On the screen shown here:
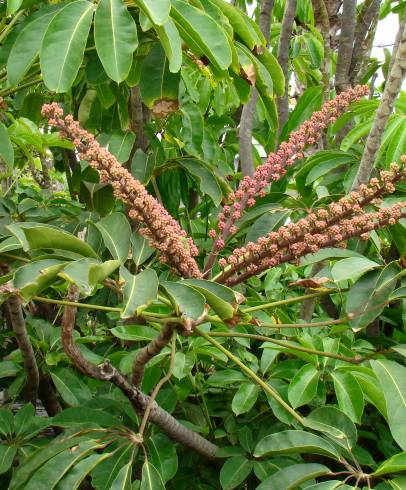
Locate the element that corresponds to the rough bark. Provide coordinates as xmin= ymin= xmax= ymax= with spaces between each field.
xmin=335 ymin=0 xmax=356 ymax=92
xmin=238 ymin=0 xmax=273 ymax=176
xmin=277 ymin=0 xmax=297 ymax=132
xmin=132 ymin=322 xmax=175 ymax=387
xmin=352 ymin=20 xmax=406 ymax=189
xmin=6 ymin=295 xmax=39 ymax=405
xmin=388 ymin=12 xmax=406 ymax=75
xmin=349 ymin=0 xmax=381 ymax=84
xmin=61 ymin=286 xmax=218 ymax=459
xmin=129 ymin=86 xmax=149 ymax=155
xmin=38 ymin=375 xmax=62 ymax=416
xmin=313 ymin=0 xmax=331 ymax=101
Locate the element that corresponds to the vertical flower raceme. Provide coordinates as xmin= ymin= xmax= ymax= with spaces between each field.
xmin=215 ymin=162 xmax=406 ymax=286
xmin=205 ymin=85 xmax=370 ymax=271
xmin=42 ymin=104 xmax=201 ymax=279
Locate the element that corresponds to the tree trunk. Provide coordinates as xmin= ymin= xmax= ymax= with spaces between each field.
xmin=335 ymin=0 xmax=356 ymax=92
xmin=352 ymin=18 xmax=406 ymax=189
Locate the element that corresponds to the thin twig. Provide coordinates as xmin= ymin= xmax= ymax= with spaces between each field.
xmin=138 ymin=332 xmax=177 ymax=437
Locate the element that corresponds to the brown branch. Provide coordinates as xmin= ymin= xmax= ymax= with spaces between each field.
xmin=352 ymin=20 xmax=406 ymax=189
xmin=5 ymin=294 xmax=39 ymax=405
xmin=60 ymin=285 xmax=218 ymax=459
xmin=313 ymin=0 xmax=331 ymax=101
xmin=132 ymin=322 xmax=176 ymax=387
xmin=335 ymin=0 xmax=356 ymax=92
xmin=277 ymin=0 xmax=297 ymax=132
xmin=349 ymin=0 xmax=381 ymax=85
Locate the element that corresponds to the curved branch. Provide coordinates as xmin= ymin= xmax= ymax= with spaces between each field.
xmin=6 ymin=294 xmax=39 ymax=404
xmin=132 ymin=322 xmax=176 ymax=387
xmin=277 ymin=0 xmax=297 ymax=132
xmin=60 ymin=286 xmax=218 ymax=459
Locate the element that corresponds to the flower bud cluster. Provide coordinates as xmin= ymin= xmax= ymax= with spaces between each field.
xmin=217 ymin=163 xmax=405 ymax=286
xmin=210 ymin=85 xmax=369 ymax=251
xmin=42 ymin=103 xmax=201 ymax=278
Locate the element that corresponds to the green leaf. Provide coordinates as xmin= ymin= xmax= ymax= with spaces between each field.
xmin=135 ymin=0 xmax=170 ymax=25
xmin=389 ymin=476 xmax=406 ymax=489
xmin=177 ymin=158 xmax=222 ymax=206
xmin=154 ymin=19 xmax=183 ymax=72
xmin=161 ymin=281 xmax=206 ymax=320
xmin=50 ymin=367 xmax=92 ymax=406
xmin=41 ymin=0 xmax=94 ymax=92
xmin=232 ymin=383 xmax=260 ymax=416
xmin=206 ymin=369 xmax=246 ymax=387
xmin=9 ymin=435 xmax=92 ymax=489
xmin=180 ymin=103 xmax=204 ymax=156
xmin=9 ymin=223 xmax=98 ymax=258
xmin=57 ymin=453 xmax=113 ymax=490
xmin=131 ymin=149 xmax=155 ymax=184
xmin=254 ymin=430 xmax=340 ymax=460
xmin=331 ymin=257 xmax=381 ymax=282
xmin=371 ymin=360 xmax=406 ymax=450
xmin=304 ymin=482 xmax=353 ymax=490
xmin=140 ymin=43 xmax=180 ymax=109
xmin=304 ymin=406 xmax=357 ymax=449
xmin=111 ymin=325 xmax=158 ymax=341
xmin=303 ymin=152 xmax=356 ymax=186
xmin=23 ymin=440 xmax=105 ymax=490
xmin=330 ymin=371 xmax=364 ymax=423
xmin=91 ymin=444 xmax=134 ymax=490
xmin=245 ymin=210 xmax=289 ymax=244
xmin=14 ymin=259 xmax=66 ymax=300
xmin=0 ymin=445 xmax=16 ymax=475
xmin=373 ymin=451 xmax=406 ymax=476
xmin=119 ymin=267 xmax=158 ymax=318
xmin=59 ymin=258 xmax=120 ymax=294
xmin=352 ymin=372 xmax=388 ymax=420
xmin=280 ymin=86 xmax=323 ymax=140
xmin=7 ymin=7 xmax=60 ymax=86
xmin=7 ymin=0 xmax=23 ymax=15
xmin=110 ymin=461 xmax=132 ymax=490
xmin=94 ymin=0 xmax=138 ymax=83
xmin=53 ymin=407 xmax=120 ymax=428
xmin=170 ymin=0 xmax=232 ymax=72
xmin=131 ymin=232 xmax=155 ymax=268
xmin=256 ymin=49 xmax=285 ymax=97
xmin=346 ymin=262 xmax=400 ymax=329
xmin=288 ymin=364 xmax=320 ymax=408
xmin=0 ymin=123 xmax=14 ymax=169
xmin=95 ymin=213 xmax=131 ymax=263
xmin=0 ymin=409 xmax=14 ymax=437
xmin=209 ymin=0 xmax=262 ymax=50
xmin=140 ymin=460 xmax=165 ymax=490
xmin=0 ymin=360 xmax=20 ymax=379
xmin=256 ymin=463 xmax=331 ymax=490
xmin=220 ymin=456 xmax=253 ymax=490
xmin=147 ymin=434 xmax=178 ymax=483
xmin=99 ymin=131 xmax=135 ymax=163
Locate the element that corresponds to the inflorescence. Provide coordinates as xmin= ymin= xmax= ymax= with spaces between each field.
xmin=42 ymin=103 xmax=201 ymax=279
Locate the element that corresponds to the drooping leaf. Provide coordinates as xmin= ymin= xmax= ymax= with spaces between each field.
xmin=170 ymin=0 xmax=232 ymax=72
xmin=111 ymin=324 xmax=158 ymax=341
xmin=346 ymin=262 xmax=400 ymax=329
xmin=140 ymin=460 xmax=165 ymax=490
xmin=131 ymin=232 xmax=155 ymax=268
xmin=95 ymin=213 xmax=131 ymax=263
xmin=288 ymin=364 xmax=320 ymax=408
xmin=119 ymin=267 xmax=158 ymax=318
xmin=94 ymin=0 xmax=138 ymax=82
xmin=177 ymin=158 xmax=222 ymax=206
xmin=40 ymin=0 xmax=94 ymax=92
xmin=219 ymin=456 xmax=253 ymax=490
xmin=147 ymin=434 xmax=178 ymax=483
xmin=110 ymin=461 xmax=132 ymax=490
xmin=154 ymin=19 xmax=182 ymax=72
xmin=371 ymin=360 xmax=406 ymax=450
xmin=231 ymin=383 xmax=260 ymax=416
xmin=135 ymin=0 xmax=170 ymax=25
xmin=330 ymin=371 xmax=364 ymax=423
xmin=59 ymin=258 xmax=120 ymax=294
xmin=254 ymin=430 xmax=340 ymax=460
xmin=91 ymin=444 xmax=134 ymax=490
xmin=50 ymin=367 xmax=92 ymax=407
xmin=256 ymin=463 xmax=331 ymax=490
